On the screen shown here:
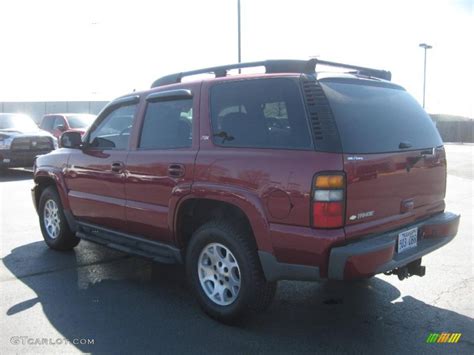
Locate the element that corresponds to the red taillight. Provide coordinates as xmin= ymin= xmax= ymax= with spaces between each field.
xmin=312 ymin=174 xmax=345 ymax=229
xmin=313 ymin=202 xmax=344 ymax=228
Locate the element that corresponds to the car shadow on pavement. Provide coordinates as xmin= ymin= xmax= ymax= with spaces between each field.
xmin=2 ymin=241 xmax=473 ymax=354
xmin=0 ymin=168 xmax=33 ymax=182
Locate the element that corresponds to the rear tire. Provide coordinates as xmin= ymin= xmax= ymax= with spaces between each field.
xmin=39 ymin=186 xmax=80 ymax=250
xmin=186 ymin=220 xmax=276 ymax=323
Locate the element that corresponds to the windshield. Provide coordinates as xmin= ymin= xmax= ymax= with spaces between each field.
xmin=66 ymin=114 xmax=96 ymax=129
xmin=320 ymin=81 xmax=443 ymax=154
xmin=0 ymin=114 xmax=38 ymax=131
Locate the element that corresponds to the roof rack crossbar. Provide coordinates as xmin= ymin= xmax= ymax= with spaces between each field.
xmin=151 ymin=59 xmax=391 ymax=88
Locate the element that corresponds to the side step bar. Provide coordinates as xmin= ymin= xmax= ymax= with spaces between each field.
xmin=76 ymin=222 xmax=182 ymax=264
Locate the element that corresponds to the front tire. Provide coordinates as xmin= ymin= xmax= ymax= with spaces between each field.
xmin=39 ymin=186 xmax=80 ymax=250
xmin=186 ymin=220 xmax=276 ymax=322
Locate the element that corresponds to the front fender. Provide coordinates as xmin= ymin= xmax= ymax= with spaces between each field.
xmin=34 ymin=166 xmax=70 ymax=210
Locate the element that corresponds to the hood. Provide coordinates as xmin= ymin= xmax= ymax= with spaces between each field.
xmin=0 ymin=128 xmax=55 ymax=139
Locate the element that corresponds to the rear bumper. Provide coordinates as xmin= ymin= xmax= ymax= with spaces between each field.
xmin=328 ymin=212 xmax=460 ymax=280
xmin=258 ymin=211 xmax=459 ymax=282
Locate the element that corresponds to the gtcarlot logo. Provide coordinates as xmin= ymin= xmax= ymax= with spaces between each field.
xmin=10 ymin=336 xmax=95 ymax=346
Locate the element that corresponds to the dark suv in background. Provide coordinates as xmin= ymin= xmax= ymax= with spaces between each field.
xmin=31 ymin=59 xmax=460 ymax=322
xmin=0 ymin=113 xmax=56 ymax=171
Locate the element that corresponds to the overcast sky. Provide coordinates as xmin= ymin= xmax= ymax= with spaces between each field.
xmin=0 ymin=0 xmax=472 ymax=117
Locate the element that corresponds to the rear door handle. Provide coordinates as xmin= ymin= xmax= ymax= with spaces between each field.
xmin=168 ymin=164 xmax=185 ymax=178
xmin=111 ymin=161 xmax=125 ymax=173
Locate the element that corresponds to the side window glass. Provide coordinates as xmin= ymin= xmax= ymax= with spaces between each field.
xmin=88 ymin=104 xmax=136 ymax=150
xmin=139 ymin=99 xmax=193 ymax=149
xmin=53 ymin=116 xmax=66 ymax=129
xmin=263 ymin=101 xmax=291 ymax=134
xmin=41 ymin=117 xmax=54 ymax=130
xmin=210 ymin=78 xmax=312 ymax=150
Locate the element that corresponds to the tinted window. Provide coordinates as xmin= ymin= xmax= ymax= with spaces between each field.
xmin=40 ymin=116 xmax=55 ymax=130
xmin=321 ymin=81 xmax=443 ymax=153
xmin=88 ymin=104 xmax=136 ymax=150
xmin=53 ymin=116 xmax=66 ymax=129
xmin=139 ymin=99 xmax=193 ymax=149
xmin=210 ymin=78 xmax=312 ymax=150
xmin=67 ymin=114 xmax=95 ymax=129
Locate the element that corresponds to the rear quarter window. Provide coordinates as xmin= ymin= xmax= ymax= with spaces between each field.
xmin=210 ymin=78 xmax=313 ymax=150
xmin=320 ymin=81 xmax=443 ymax=153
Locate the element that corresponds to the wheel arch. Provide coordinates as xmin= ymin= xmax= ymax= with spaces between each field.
xmin=172 ymin=190 xmax=272 ymax=254
xmin=34 ymin=169 xmax=70 ymax=211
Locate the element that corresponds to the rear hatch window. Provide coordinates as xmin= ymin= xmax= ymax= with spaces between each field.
xmin=320 ymin=79 xmax=446 ymax=239
xmin=319 ymin=80 xmax=442 ymax=153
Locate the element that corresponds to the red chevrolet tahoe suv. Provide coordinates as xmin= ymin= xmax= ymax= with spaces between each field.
xmin=32 ymin=59 xmax=460 ymax=322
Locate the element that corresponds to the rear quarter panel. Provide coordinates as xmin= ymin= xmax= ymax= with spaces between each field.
xmin=195 ymin=79 xmax=344 ymax=257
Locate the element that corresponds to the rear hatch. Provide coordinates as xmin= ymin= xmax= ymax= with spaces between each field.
xmin=319 ymin=78 xmax=446 ymax=240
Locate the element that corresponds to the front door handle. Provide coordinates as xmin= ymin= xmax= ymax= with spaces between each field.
xmin=168 ymin=164 xmax=185 ymax=178
xmin=111 ymin=161 xmax=125 ymax=173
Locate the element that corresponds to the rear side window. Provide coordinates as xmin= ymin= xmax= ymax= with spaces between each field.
xmin=139 ymin=99 xmax=193 ymax=149
xmin=320 ymin=81 xmax=443 ymax=153
xmin=210 ymin=78 xmax=312 ymax=150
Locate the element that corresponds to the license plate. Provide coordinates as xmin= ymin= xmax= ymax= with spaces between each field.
xmin=398 ymin=227 xmax=418 ymax=253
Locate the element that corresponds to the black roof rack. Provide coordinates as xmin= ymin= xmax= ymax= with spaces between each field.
xmin=151 ymin=59 xmax=391 ymax=88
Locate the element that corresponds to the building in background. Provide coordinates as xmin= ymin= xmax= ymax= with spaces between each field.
xmin=0 ymin=101 xmax=108 ymax=124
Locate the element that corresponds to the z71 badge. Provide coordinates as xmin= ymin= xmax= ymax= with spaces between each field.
xmin=349 ymin=211 xmax=375 ymax=221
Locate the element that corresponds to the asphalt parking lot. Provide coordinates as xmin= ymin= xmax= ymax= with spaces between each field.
xmin=0 ymin=144 xmax=472 ymax=354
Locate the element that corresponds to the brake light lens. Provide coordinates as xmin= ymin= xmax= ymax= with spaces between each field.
xmin=312 ymin=174 xmax=345 ymax=228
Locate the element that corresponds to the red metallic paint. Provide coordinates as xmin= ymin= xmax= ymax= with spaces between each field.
xmin=41 ymin=115 xmax=85 ymax=139
xmin=269 ymin=223 xmax=345 ymax=278
xmin=124 ymin=83 xmax=200 ymax=244
xmin=343 ymin=148 xmax=446 ymax=240
xmin=65 ymin=149 xmax=130 ymax=230
xmin=31 ymin=72 xmax=458 ymax=282
xmin=33 ymin=149 xmax=71 ymax=210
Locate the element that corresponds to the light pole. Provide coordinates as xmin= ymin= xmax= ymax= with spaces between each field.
xmin=237 ymin=0 xmax=241 ymax=65
xmin=419 ymin=43 xmax=432 ymax=109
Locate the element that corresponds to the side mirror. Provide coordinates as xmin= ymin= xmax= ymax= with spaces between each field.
xmin=60 ymin=131 xmax=83 ymax=149
xmin=57 ymin=124 xmax=67 ymax=132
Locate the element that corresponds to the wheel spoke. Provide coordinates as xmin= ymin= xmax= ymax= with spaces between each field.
xmin=43 ymin=199 xmax=60 ymax=239
xmin=197 ymin=242 xmax=241 ymax=306
xmin=199 ymin=265 xmax=214 ymax=280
